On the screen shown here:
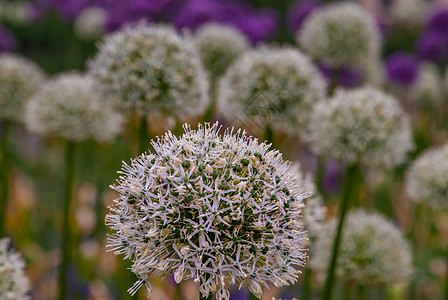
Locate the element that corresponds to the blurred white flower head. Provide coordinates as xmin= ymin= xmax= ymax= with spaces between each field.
xmin=0 ymin=1 xmax=32 ymax=24
xmin=25 ymin=73 xmax=123 ymax=142
xmin=298 ymin=2 xmax=381 ymax=67
xmin=406 ymin=144 xmax=448 ymax=210
xmin=194 ymin=23 xmax=249 ymax=82
xmin=105 ymin=122 xmax=309 ymax=299
xmin=0 ymin=238 xmax=30 ymax=300
xmin=411 ymin=63 xmax=444 ymax=106
xmin=0 ymin=53 xmax=45 ymax=122
xmin=311 ymin=210 xmax=413 ymax=286
xmin=88 ymin=22 xmax=209 ymax=119
xmin=74 ymin=6 xmax=107 ymax=41
xmin=218 ymin=46 xmax=325 ymax=138
xmin=389 ymin=0 xmax=429 ymax=29
xmin=308 ymin=87 xmax=413 ymax=167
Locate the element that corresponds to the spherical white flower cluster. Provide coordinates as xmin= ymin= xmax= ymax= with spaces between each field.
xmin=411 ymin=63 xmax=444 ymax=106
xmin=74 ymin=6 xmax=107 ymax=41
xmin=310 ymin=210 xmax=413 ymax=286
xmin=194 ymin=23 xmax=249 ymax=82
xmin=406 ymin=144 xmax=448 ymax=210
xmin=25 ymin=73 xmax=123 ymax=142
xmin=297 ymin=2 xmax=380 ymax=68
xmin=0 ymin=53 xmax=45 ymax=122
xmin=293 ymin=162 xmax=325 ymax=239
xmin=88 ymin=23 xmax=209 ymax=119
xmin=218 ymin=47 xmax=326 ymax=137
xmin=105 ymin=123 xmax=309 ymax=299
xmin=0 ymin=238 xmax=30 ymax=300
xmin=308 ymin=87 xmax=413 ymax=167
xmin=389 ymin=0 xmax=428 ymax=29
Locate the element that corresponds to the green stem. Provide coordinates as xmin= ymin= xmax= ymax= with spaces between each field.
xmin=200 ymin=294 xmax=213 ymax=300
xmin=202 ymin=80 xmax=217 ymax=122
xmin=329 ymin=69 xmax=341 ymax=96
xmin=302 ymin=267 xmax=312 ymax=300
xmin=58 ymin=141 xmax=76 ymax=300
xmin=357 ymin=285 xmax=366 ymax=300
xmin=322 ymin=164 xmax=358 ymax=300
xmin=315 ymin=156 xmax=326 ymax=197
xmin=350 ymin=166 xmax=364 ymax=208
xmin=0 ymin=120 xmax=10 ymax=236
xmin=263 ymin=124 xmax=274 ymax=146
xmin=343 ymin=285 xmax=350 ymax=300
xmin=138 ymin=116 xmax=149 ymax=155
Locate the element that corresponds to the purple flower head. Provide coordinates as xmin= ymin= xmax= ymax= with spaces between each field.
xmin=231 ymin=8 xmax=280 ymax=44
xmin=426 ymin=6 xmax=448 ymax=33
xmin=287 ymin=0 xmax=321 ymax=33
xmin=104 ymin=9 xmax=133 ymax=31
xmin=173 ymin=0 xmax=226 ymax=31
xmin=122 ymin=0 xmax=162 ymax=23
xmin=376 ymin=16 xmax=388 ymax=37
xmin=385 ymin=52 xmax=420 ymax=86
xmin=0 ymin=26 xmax=18 ymax=53
xmin=47 ymin=0 xmax=89 ymax=21
xmin=416 ymin=30 xmax=448 ymax=62
xmin=28 ymin=1 xmax=48 ymax=21
xmin=324 ymin=160 xmax=344 ymax=194
xmin=318 ymin=63 xmax=364 ymax=88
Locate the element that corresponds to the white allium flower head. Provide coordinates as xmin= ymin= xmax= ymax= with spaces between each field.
xmin=218 ymin=46 xmax=326 ymax=137
xmin=364 ymin=57 xmax=384 ymax=87
xmin=25 ymin=73 xmax=123 ymax=142
xmin=411 ymin=63 xmax=444 ymax=106
xmin=297 ymin=2 xmax=381 ymax=68
xmin=0 ymin=238 xmax=30 ymax=300
xmin=0 ymin=53 xmax=45 ymax=122
xmin=308 ymin=87 xmax=413 ymax=167
xmin=406 ymin=144 xmax=448 ymax=210
xmin=310 ymin=210 xmax=413 ymax=286
xmin=194 ymin=23 xmax=249 ymax=81
xmin=389 ymin=0 xmax=429 ymax=29
xmin=292 ymin=162 xmax=325 ymax=239
xmin=74 ymin=6 xmax=107 ymax=40
xmin=105 ymin=122 xmax=309 ymax=299
xmin=88 ymin=22 xmax=209 ymax=118
xmin=0 ymin=1 xmax=32 ymax=24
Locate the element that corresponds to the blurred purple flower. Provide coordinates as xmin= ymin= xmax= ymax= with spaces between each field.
xmin=324 ymin=160 xmax=344 ymax=194
xmin=385 ymin=52 xmax=420 ymax=86
xmin=29 ymin=0 xmax=279 ymax=42
xmin=426 ymin=6 xmax=448 ymax=33
xmin=231 ymin=8 xmax=279 ymax=44
xmin=0 ymin=26 xmax=18 ymax=53
xmin=416 ymin=30 xmax=448 ymax=62
xmin=105 ymin=9 xmax=134 ymax=31
xmin=172 ymin=0 xmax=227 ymax=31
xmin=318 ymin=63 xmax=364 ymax=88
xmin=103 ymin=0 xmax=173 ymax=31
xmin=287 ymin=0 xmax=321 ymax=33
xmin=232 ymin=289 xmax=249 ymax=300
xmin=376 ymin=16 xmax=388 ymax=37
xmin=30 ymin=0 xmax=90 ymax=21
xmin=172 ymin=0 xmax=278 ymax=43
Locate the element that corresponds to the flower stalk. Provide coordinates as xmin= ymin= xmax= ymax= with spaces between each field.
xmin=322 ymin=164 xmax=357 ymax=300
xmin=138 ymin=116 xmax=149 ymax=155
